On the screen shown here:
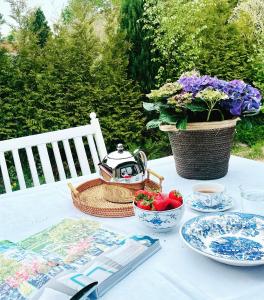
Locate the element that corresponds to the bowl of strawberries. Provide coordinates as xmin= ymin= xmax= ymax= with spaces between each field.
xmin=133 ymin=190 xmax=184 ymax=232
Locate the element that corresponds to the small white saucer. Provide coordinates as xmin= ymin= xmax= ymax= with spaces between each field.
xmin=187 ymin=194 xmax=233 ymax=212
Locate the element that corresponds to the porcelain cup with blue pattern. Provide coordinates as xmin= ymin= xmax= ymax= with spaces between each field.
xmin=192 ymin=183 xmax=226 ymax=207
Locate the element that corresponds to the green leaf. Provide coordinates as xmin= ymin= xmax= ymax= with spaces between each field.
xmin=241 ymin=118 xmax=253 ymax=130
xmin=176 ymin=117 xmax=188 ymax=130
xmin=146 ymin=119 xmax=162 ymax=129
xmin=242 ymin=108 xmax=261 ymax=116
xmin=143 ymin=102 xmax=161 ymax=111
xmin=159 ymin=112 xmax=177 ymax=124
xmin=159 ymin=103 xmax=171 ymax=109
xmin=185 ymin=103 xmax=207 ymax=112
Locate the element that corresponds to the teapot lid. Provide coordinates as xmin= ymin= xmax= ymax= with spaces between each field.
xmin=103 ymin=144 xmax=136 ymax=169
xmin=107 ymin=144 xmax=134 ymax=160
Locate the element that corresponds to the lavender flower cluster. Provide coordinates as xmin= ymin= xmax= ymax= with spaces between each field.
xmin=178 ymin=75 xmax=262 ymax=116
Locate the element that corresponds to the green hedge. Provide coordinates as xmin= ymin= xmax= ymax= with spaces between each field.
xmin=0 ymin=0 xmax=264 ymax=164
xmin=0 ymin=4 xmax=144 ymax=152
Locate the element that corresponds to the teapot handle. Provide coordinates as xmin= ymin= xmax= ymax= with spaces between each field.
xmin=138 ymin=150 xmax=147 ymax=169
xmin=134 ymin=149 xmax=147 ymax=174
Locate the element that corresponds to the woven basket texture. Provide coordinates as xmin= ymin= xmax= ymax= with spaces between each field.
xmin=71 ymin=178 xmax=160 ymax=218
xmin=168 ymin=126 xmax=235 ymax=180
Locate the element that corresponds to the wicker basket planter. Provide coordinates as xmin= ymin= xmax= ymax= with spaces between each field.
xmin=160 ymin=118 xmax=239 ymax=180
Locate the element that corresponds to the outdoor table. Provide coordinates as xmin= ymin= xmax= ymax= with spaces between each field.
xmin=1 ymin=155 xmax=264 ymax=300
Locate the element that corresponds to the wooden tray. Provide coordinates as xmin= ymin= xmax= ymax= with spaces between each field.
xmin=68 ymin=169 xmax=164 ymax=218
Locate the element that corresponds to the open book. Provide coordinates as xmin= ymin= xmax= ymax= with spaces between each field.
xmin=0 ymin=219 xmax=160 ymax=299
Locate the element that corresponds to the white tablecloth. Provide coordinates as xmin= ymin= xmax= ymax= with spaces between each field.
xmin=1 ymin=156 xmax=264 ymax=300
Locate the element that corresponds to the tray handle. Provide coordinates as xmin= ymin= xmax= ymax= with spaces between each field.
xmin=147 ymin=169 xmax=164 ymax=192
xmin=68 ymin=182 xmax=79 ymax=197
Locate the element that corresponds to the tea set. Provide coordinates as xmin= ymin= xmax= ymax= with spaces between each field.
xmin=187 ymin=183 xmax=233 ymax=212
xmin=97 ymin=144 xmax=264 ymax=267
xmin=98 ymin=144 xmax=234 ymax=215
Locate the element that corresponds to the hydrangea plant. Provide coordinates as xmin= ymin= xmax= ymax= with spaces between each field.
xmin=146 ymin=82 xmax=182 ymax=100
xmin=144 ymin=72 xmax=262 ymax=129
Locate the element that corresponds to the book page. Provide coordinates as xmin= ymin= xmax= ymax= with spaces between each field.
xmin=19 ymin=219 xmax=126 ymax=268
xmin=77 ymin=235 xmax=159 ymax=284
xmin=2 ymin=219 xmax=159 ymax=299
xmin=0 ymin=240 xmax=70 ymax=300
xmin=32 ymin=272 xmax=98 ymax=300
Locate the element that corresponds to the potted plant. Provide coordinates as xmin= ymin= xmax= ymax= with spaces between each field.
xmin=144 ymin=71 xmax=262 ymax=179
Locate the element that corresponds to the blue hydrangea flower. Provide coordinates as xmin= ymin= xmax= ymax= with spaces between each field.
xmin=178 ymin=75 xmax=262 ymax=116
xmin=220 ymin=80 xmax=262 ymax=116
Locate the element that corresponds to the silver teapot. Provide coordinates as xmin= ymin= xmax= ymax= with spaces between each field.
xmin=99 ymin=144 xmax=147 ymax=183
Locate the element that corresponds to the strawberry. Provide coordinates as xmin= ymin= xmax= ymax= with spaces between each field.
xmin=153 ymin=193 xmax=170 ymax=211
xmin=169 ymin=190 xmax=183 ymax=203
xmin=135 ymin=190 xmax=151 ymax=203
xmin=137 ymin=200 xmax=151 ymax=210
xmin=135 ymin=190 xmax=150 ymax=197
xmin=167 ymin=198 xmax=182 ymax=210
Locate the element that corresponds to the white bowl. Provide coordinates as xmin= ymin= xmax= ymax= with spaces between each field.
xmin=133 ymin=202 xmax=184 ymax=232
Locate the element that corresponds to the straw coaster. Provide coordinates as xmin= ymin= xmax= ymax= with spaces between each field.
xmin=68 ymin=176 xmax=161 ymax=218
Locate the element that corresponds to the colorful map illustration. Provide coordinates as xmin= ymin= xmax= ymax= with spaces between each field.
xmin=0 ymin=240 xmax=67 ymax=300
xmin=19 ymin=219 xmax=126 ymax=267
xmin=0 ymin=219 xmax=158 ymax=300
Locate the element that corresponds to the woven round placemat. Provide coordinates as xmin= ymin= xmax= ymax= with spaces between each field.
xmin=69 ymin=175 xmax=161 ymax=218
xmin=77 ymin=184 xmax=133 ymax=217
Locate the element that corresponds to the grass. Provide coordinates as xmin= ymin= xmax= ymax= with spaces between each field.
xmin=232 ymin=142 xmax=264 ymax=162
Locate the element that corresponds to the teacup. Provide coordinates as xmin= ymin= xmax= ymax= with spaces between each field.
xmin=192 ymin=183 xmax=225 ymax=207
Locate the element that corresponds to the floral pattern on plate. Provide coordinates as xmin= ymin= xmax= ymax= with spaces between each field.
xmin=180 ymin=212 xmax=264 ymax=266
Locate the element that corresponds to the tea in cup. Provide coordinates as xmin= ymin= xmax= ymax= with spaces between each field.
xmin=192 ymin=183 xmax=225 ymax=207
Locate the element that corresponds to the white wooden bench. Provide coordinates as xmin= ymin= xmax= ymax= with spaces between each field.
xmin=0 ymin=113 xmax=107 ymax=193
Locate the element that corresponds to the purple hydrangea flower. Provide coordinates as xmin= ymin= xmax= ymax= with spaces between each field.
xmin=178 ymin=75 xmax=221 ymax=95
xmin=178 ymin=75 xmax=262 ymax=116
xmin=220 ymin=80 xmax=262 ymax=116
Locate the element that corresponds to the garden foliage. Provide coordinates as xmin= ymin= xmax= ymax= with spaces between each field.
xmin=0 ymin=0 xmax=263 ymax=161
xmin=120 ymin=0 xmax=157 ymax=91
xmin=0 ymin=1 xmax=144 ymax=150
xmin=140 ymin=0 xmax=264 ymax=145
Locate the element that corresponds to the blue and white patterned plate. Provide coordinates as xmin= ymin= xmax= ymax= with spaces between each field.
xmin=180 ymin=212 xmax=264 ymax=266
xmin=187 ymin=194 xmax=233 ymax=212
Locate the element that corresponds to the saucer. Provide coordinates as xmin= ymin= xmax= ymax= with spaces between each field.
xmin=187 ymin=194 xmax=233 ymax=212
